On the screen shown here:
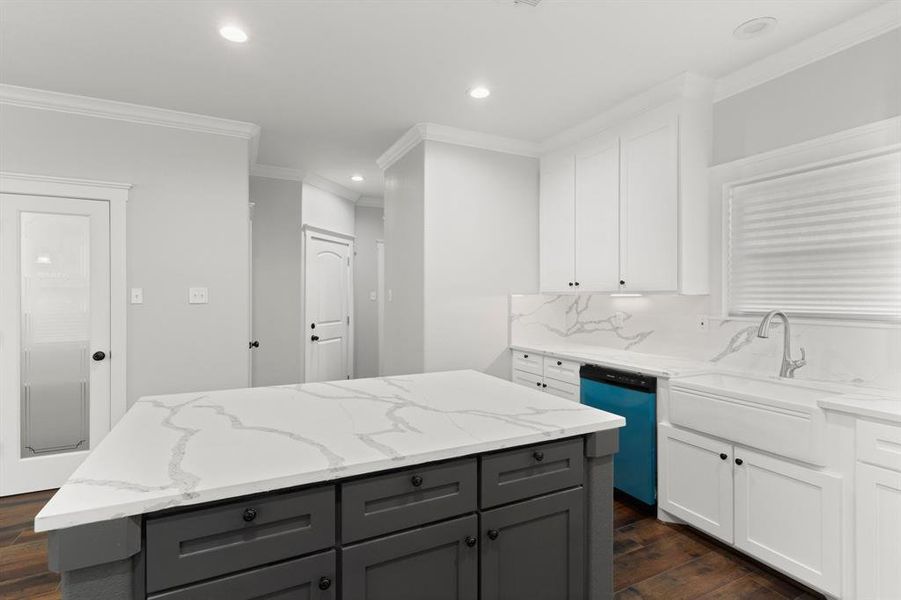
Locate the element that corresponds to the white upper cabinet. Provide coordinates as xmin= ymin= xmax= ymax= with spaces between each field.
xmin=574 ymin=135 xmax=620 ymax=292
xmin=539 ymin=152 xmax=576 ymax=292
xmin=538 ymin=78 xmax=712 ymax=294
xmin=619 ymin=112 xmax=678 ymax=291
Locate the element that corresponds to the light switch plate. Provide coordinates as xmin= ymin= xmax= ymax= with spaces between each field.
xmin=130 ymin=288 xmax=143 ymax=304
xmin=188 ymin=287 xmax=209 ymax=304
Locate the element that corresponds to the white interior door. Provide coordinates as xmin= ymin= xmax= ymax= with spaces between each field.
xmin=304 ymin=231 xmax=352 ymax=383
xmin=0 ymin=193 xmax=111 ymax=496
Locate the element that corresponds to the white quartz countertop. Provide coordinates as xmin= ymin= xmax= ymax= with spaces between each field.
xmin=512 ymin=342 xmax=901 ymax=423
xmin=35 ymin=370 xmax=625 ymax=533
xmin=510 ymin=343 xmax=712 ymax=378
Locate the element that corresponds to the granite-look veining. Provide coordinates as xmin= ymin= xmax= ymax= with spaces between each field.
xmin=35 ymin=370 xmax=624 ymax=533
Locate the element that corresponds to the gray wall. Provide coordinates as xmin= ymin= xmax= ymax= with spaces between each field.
xmin=250 ymin=176 xmax=302 ymax=386
xmin=382 ymin=144 xmax=426 ymax=376
xmin=423 ymin=142 xmax=539 ymax=378
xmin=0 ymin=104 xmax=251 ymax=405
xmin=353 ymin=205 xmax=384 ymax=379
xmin=714 ymin=29 xmax=901 ymax=164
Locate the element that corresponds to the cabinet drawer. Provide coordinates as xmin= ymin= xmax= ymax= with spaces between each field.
xmin=512 ymin=351 xmax=543 ymax=376
xmin=857 ymin=419 xmax=901 ymax=472
xmin=481 ymin=438 xmax=584 ymax=508
xmin=149 ymin=550 xmax=336 ymax=600
xmin=341 ymin=458 xmax=477 ymax=543
xmin=542 ymin=356 xmax=581 ymax=386
xmin=146 ymin=486 xmax=335 ymax=593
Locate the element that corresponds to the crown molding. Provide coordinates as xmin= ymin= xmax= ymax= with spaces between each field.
xmin=303 ymin=174 xmax=361 ymax=203
xmin=356 ymin=196 xmax=384 ymax=208
xmin=540 ymin=72 xmax=713 ymax=153
xmin=251 ymin=163 xmax=305 ymax=181
xmin=714 ymin=3 xmax=901 ymax=102
xmin=0 ymin=84 xmax=261 ymax=148
xmin=377 ymin=122 xmax=541 ymax=171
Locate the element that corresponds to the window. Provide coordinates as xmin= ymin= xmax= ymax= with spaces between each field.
xmin=727 ymin=149 xmax=901 ymax=322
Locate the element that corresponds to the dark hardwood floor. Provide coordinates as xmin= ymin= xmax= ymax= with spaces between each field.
xmin=0 ymin=489 xmax=823 ymax=600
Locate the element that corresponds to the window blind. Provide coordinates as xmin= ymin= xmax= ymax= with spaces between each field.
xmin=728 ymin=149 xmax=901 ymax=321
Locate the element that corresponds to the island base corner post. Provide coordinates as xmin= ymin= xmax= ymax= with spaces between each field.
xmin=48 ymin=516 xmax=144 ymax=600
xmin=585 ymin=428 xmax=618 ymax=600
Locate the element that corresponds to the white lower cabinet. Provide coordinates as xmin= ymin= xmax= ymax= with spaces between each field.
xmin=658 ymin=425 xmax=733 ymax=543
xmin=856 ymin=462 xmax=901 ymax=600
xmin=733 ymin=446 xmax=841 ymax=596
xmin=511 ymin=352 xmax=581 ymax=403
xmin=658 ymin=424 xmax=842 ymax=597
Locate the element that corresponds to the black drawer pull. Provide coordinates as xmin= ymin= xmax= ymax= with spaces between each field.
xmin=523 ymin=354 xmax=529 ymax=358
xmin=242 ymin=508 xmax=257 ymax=522
xmin=533 ymin=451 xmax=545 ymax=462
xmin=318 ymin=576 xmax=332 ymax=590
xmin=735 ymin=458 xmax=743 ymax=466
xmin=464 ymin=536 xmax=477 ymax=547
xmin=556 ymin=360 xmax=562 ymax=366
xmin=536 ymin=381 xmax=541 ymax=387
xmin=487 ymin=529 xmax=499 ymax=540
xmin=411 ymin=474 xmax=424 ymax=487
xmin=720 ymin=453 xmax=728 ymax=460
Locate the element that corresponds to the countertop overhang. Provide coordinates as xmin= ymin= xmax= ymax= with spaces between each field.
xmin=35 ymin=370 xmax=625 ymax=533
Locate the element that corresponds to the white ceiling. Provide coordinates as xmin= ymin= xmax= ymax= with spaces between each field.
xmin=0 ymin=0 xmax=886 ymax=196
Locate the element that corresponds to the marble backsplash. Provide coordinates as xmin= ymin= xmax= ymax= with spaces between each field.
xmin=510 ymin=294 xmax=901 ymax=391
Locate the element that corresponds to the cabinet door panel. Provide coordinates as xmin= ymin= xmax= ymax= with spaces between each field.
xmin=733 ymin=446 xmax=841 ymax=596
xmin=481 ymin=488 xmax=584 ymax=600
xmin=539 ymin=153 xmax=575 ymax=292
xmin=619 ymin=113 xmax=678 ymax=291
xmin=658 ymin=424 xmax=733 ymax=543
xmin=574 ymin=138 xmax=619 ymax=291
xmin=857 ymin=462 xmax=901 ymax=600
xmin=341 ymin=515 xmax=478 ymax=600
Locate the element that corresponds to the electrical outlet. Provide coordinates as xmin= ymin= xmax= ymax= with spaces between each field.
xmin=130 ymin=288 xmax=143 ymax=304
xmin=697 ymin=315 xmax=709 ymax=332
xmin=188 ymin=287 xmax=209 ymax=304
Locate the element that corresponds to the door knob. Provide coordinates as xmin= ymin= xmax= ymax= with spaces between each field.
xmin=311 ymin=335 xmax=320 ymax=342
xmin=248 ymin=341 xmax=260 ymax=349
xmin=92 ymin=351 xmax=106 ymax=361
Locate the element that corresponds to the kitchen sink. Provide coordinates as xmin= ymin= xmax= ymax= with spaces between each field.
xmin=668 ymin=373 xmax=839 ymax=466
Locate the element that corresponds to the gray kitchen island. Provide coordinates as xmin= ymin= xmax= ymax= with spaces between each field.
xmin=36 ymin=370 xmax=625 ymax=600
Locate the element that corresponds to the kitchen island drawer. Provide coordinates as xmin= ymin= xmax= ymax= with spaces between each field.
xmin=341 ymin=458 xmax=477 ymax=543
xmin=148 ymin=550 xmax=336 ymax=600
xmin=480 ymin=438 xmax=584 ymax=508
xmin=146 ymin=486 xmax=335 ymax=593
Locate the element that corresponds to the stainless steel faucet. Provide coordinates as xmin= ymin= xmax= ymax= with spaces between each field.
xmin=756 ymin=310 xmax=806 ymax=378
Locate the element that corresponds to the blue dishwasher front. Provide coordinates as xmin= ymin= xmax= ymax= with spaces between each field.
xmin=580 ymin=364 xmax=657 ymax=505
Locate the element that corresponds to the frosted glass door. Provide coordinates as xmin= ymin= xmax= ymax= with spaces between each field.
xmin=20 ymin=211 xmax=92 ymax=456
xmin=0 ymin=193 xmax=111 ymax=496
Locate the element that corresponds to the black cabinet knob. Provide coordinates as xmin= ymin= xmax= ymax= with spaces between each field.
xmin=568 ymin=282 xmax=574 ymax=287
xmin=556 ymin=360 xmax=562 ymax=366
xmin=487 ymin=529 xmax=499 ymax=540
xmin=536 ymin=381 xmax=541 ymax=387
xmin=523 ymin=354 xmax=529 ymax=358
xmin=542 ymin=383 xmax=547 ymax=388
xmin=242 ymin=508 xmax=257 ymax=522
xmin=311 ymin=335 xmax=320 ymax=342
xmin=619 ymin=280 xmax=626 ymax=286
xmin=248 ymin=340 xmax=260 ymax=349
xmin=411 ymin=475 xmax=423 ymax=487
xmin=464 ymin=536 xmax=477 ymax=547
xmin=574 ymin=281 xmax=580 ymax=286
xmin=310 ymin=322 xmax=316 ymax=329
xmin=735 ymin=458 xmax=743 ymax=466
xmin=318 ymin=577 xmax=332 ymax=591
xmin=533 ymin=451 xmax=544 ymax=462
xmin=92 ymin=351 xmax=106 ymax=361
xmin=720 ymin=453 xmax=728 ymax=460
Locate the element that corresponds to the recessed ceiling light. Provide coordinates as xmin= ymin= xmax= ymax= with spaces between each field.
xmin=219 ymin=25 xmax=248 ymax=43
xmin=468 ymin=86 xmax=491 ymax=100
xmin=733 ymin=17 xmax=777 ymax=40
xmin=351 ymin=174 xmax=364 ymax=182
